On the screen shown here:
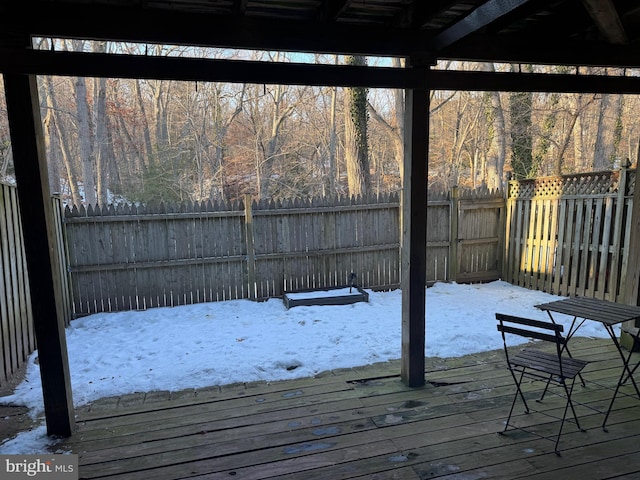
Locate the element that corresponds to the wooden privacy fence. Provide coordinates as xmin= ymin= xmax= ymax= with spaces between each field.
xmin=64 ymin=190 xmax=504 ymax=316
xmin=0 ymin=183 xmax=70 ymax=385
xmin=427 ymin=187 xmax=504 ymax=284
xmin=503 ymin=166 xmax=635 ymax=302
xmin=65 ymin=194 xmax=402 ymax=316
xmin=0 ymin=183 xmax=32 ymax=385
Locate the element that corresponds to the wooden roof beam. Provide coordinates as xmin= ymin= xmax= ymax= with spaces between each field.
xmin=581 ymin=0 xmax=629 ymax=45
xmin=3 ymin=47 xmax=640 ymax=94
xmin=439 ymin=33 xmax=640 ymax=67
xmin=430 ymin=0 xmax=531 ymax=50
xmin=0 ymin=3 xmax=423 ymax=57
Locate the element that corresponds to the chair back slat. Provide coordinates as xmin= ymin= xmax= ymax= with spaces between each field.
xmin=496 ymin=313 xmax=564 ymax=334
xmin=497 ymin=324 xmax=566 ymax=344
xmin=496 ymin=313 xmax=567 ymax=345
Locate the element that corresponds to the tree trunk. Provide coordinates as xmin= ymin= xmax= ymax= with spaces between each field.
xmin=135 ymin=79 xmax=154 ymax=169
xmin=593 ymin=93 xmax=611 ymax=170
xmin=94 ymin=41 xmax=110 ymax=204
xmin=485 ymin=82 xmax=506 ymax=189
xmin=258 ymin=82 xmax=294 ymax=200
xmin=72 ymin=40 xmax=96 ymax=206
xmin=612 ymin=94 xmax=625 ymax=165
xmin=42 ymin=87 xmax=61 ymax=195
xmin=555 ymin=98 xmax=582 ymax=175
xmin=44 ymin=74 xmax=82 ymax=205
xmin=211 ymin=83 xmax=245 ymax=201
xmin=344 ymin=55 xmax=370 ymax=197
xmin=573 ymin=94 xmax=587 ymax=171
xmin=34 ymin=39 xmax=61 ymax=194
xmin=509 ymin=64 xmax=534 ymax=179
xmin=146 ymin=77 xmax=171 ymax=160
xmin=328 ymin=84 xmax=338 ymax=196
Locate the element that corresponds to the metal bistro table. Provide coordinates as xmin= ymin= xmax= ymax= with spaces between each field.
xmin=535 ymin=296 xmax=640 ymax=431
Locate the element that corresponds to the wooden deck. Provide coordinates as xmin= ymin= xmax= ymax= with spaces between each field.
xmin=59 ymin=338 xmax=640 ymax=479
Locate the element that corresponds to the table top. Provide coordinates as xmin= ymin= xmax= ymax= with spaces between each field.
xmin=535 ymin=296 xmax=640 ymax=326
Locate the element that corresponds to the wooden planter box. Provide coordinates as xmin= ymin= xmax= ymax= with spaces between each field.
xmin=283 ymin=286 xmax=369 ymax=309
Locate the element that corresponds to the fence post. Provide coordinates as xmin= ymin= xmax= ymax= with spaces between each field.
xmin=244 ymin=194 xmax=257 ymax=300
xmin=449 ymin=186 xmax=459 ymax=282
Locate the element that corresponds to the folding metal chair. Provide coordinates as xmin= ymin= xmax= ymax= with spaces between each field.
xmin=496 ymin=313 xmax=590 ymax=455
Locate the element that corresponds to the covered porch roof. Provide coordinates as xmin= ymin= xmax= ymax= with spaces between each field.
xmin=2 ymin=0 xmax=640 ymax=437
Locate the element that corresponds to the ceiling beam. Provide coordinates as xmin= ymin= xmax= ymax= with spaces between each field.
xmin=429 ymin=0 xmax=531 ymax=50
xmin=0 ymin=48 xmax=414 ymax=88
xmin=440 ymin=33 xmax=640 ymax=67
xmin=0 ymin=3 xmax=425 ymax=57
xmin=2 ymin=47 xmax=640 ymax=94
xmin=2 ymin=2 xmax=638 ymax=66
xmin=580 ymin=0 xmax=629 ymax=45
xmin=430 ymin=69 xmax=640 ymax=93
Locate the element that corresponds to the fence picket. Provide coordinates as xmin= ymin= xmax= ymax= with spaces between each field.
xmin=506 ymin=168 xmax=635 ymax=302
xmin=0 ymin=185 xmax=68 ymax=386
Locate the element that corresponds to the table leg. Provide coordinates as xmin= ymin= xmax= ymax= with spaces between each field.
xmin=601 ymin=325 xmax=640 ymax=431
xmin=620 ymin=328 xmax=640 ymax=386
xmin=545 ymin=312 xmax=586 ymax=387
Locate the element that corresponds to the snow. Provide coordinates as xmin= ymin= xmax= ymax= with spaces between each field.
xmin=0 ymin=280 xmax=613 ymax=454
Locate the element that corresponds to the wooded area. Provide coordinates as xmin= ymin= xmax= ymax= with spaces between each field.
xmin=1 ymin=43 xmax=638 ymax=208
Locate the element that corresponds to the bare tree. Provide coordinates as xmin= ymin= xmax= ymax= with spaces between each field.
xmin=134 ymin=79 xmax=154 ymax=170
xmin=93 ymin=41 xmax=113 ymax=204
xmin=485 ymin=91 xmax=507 ymax=188
xmin=45 ymin=80 xmax=82 ymax=205
xmin=210 ymin=83 xmax=246 ymax=201
xmin=367 ymin=58 xmax=405 ymax=189
xmin=509 ymin=65 xmax=534 ymax=179
xmin=552 ymin=93 xmax=595 ymax=174
xmin=328 ymin=83 xmax=339 ymax=195
xmin=70 ymin=40 xmax=97 ymax=205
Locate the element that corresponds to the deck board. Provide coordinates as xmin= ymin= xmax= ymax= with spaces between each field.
xmin=59 ymin=337 xmax=640 ymax=479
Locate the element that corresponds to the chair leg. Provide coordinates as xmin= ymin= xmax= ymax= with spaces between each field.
xmin=554 ymin=378 xmax=584 ymax=455
xmin=564 ymin=382 xmax=585 ymax=432
xmin=537 ymin=375 xmax=552 ymax=402
xmin=502 ymin=375 xmax=585 ymax=455
xmin=500 ymin=369 xmax=530 ymax=435
xmin=512 ymin=369 xmax=530 ymax=412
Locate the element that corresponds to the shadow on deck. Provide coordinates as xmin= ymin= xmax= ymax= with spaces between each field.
xmin=59 ymin=338 xmax=640 ymax=479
